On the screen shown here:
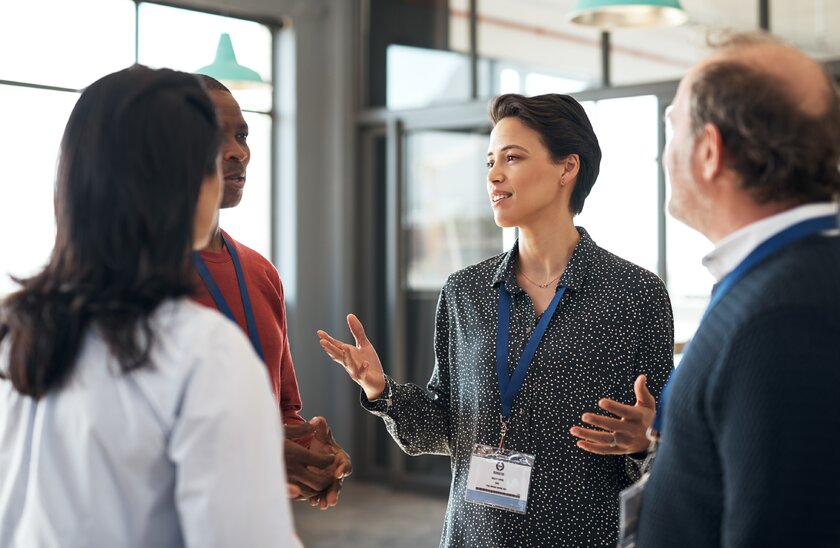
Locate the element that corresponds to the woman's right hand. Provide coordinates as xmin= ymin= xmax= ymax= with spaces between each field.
xmin=317 ymin=314 xmax=387 ymax=401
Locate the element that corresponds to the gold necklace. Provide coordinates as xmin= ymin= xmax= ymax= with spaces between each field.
xmin=519 ymin=269 xmax=561 ymax=289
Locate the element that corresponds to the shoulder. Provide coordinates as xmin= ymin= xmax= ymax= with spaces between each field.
xmin=222 ymin=231 xmax=282 ymax=285
xmin=723 ymin=235 xmax=840 ymax=319
xmin=442 ymin=251 xmax=506 ymax=293
xmin=154 ymin=299 xmax=261 ymax=373
xmin=583 ymin=236 xmax=667 ymax=297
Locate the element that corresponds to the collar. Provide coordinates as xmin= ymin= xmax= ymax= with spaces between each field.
xmin=492 ymin=226 xmax=594 ymax=294
xmin=702 ymin=202 xmax=839 ymax=281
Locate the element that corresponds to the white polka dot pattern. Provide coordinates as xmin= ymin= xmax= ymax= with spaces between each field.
xmin=362 ymin=227 xmax=674 ymax=547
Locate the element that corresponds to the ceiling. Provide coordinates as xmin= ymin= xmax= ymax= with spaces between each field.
xmin=447 ymin=0 xmax=840 ymax=86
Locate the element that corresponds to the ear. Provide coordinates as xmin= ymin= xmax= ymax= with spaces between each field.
xmin=559 ymin=154 xmax=580 ymax=186
xmin=695 ymin=123 xmax=724 ymax=182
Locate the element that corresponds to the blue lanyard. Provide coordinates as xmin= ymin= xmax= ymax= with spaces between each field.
xmin=653 ymin=214 xmax=838 ymax=433
xmin=193 ymin=234 xmax=266 ymax=363
xmin=496 ymin=282 xmax=566 ymax=419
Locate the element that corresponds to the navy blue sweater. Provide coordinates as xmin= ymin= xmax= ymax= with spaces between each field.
xmin=637 ymin=234 xmax=840 ymax=547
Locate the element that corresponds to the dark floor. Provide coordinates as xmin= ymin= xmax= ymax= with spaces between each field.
xmin=293 ymin=481 xmax=448 ymax=547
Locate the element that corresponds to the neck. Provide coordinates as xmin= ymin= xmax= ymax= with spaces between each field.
xmin=517 ymin=220 xmax=580 ymax=280
xmin=704 ymin=192 xmax=798 ymax=243
xmin=206 ymin=220 xmax=224 ymax=251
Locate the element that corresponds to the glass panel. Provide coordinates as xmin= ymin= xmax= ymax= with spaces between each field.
xmin=576 ymin=95 xmax=659 ymax=274
xmin=370 ymin=0 xmax=487 ymax=107
xmin=219 ymin=112 xmax=272 ymax=259
xmin=662 ymin=99 xmax=713 ymax=345
xmin=0 ymin=86 xmax=79 ymax=296
xmin=666 ymin=213 xmax=713 ymax=346
xmin=474 ymin=0 xmax=599 ymax=95
xmin=0 ymin=0 xmax=135 ymax=89
xmin=387 ymin=45 xmax=481 ymax=109
xmin=137 ymin=3 xmax=273 ymax=112
xmin=403 ymin=129 xmax=503 ymax=291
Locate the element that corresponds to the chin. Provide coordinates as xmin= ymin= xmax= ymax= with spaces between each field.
xmin=492 ymin=213 xmax=516 ymax=229
xmin=221 ymin=196 xmax=243 ymax=209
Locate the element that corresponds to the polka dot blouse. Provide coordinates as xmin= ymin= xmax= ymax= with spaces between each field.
xmin=362 ymin=227 xmax=674 ymax=547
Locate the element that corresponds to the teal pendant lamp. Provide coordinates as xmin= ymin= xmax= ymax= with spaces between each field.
xmin=196 ymin=33 xmax=267 ymax=89
xmin=568 ymin=0 xmax=688 ymax=29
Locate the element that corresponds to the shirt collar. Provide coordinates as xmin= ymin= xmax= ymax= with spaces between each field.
xmin=702 ymin=202 xmax=839 ymax=281
xmin=492 ymin=227 xmax=594 ymax=294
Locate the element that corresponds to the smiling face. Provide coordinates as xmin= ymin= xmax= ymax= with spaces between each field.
xmin=208 ymin=90 xmax=250 ymax=209
xmin=486 ymin=116 xmax=571 ymax=229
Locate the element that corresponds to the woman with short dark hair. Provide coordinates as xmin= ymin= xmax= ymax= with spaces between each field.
xmin=0 ymin=66 xmax=298 ymax=547
xmin=319 ymin=93 xmax=674 ymax=546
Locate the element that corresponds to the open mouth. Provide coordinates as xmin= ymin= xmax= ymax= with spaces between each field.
xmin=491 ymin=192 xmax=512 ymax=205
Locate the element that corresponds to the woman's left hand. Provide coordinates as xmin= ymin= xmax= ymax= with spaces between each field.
xmin=570 ymin=374 xmax=655 ymax=455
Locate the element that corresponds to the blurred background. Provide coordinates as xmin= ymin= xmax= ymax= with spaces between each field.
xmin=2 ymin=1 xmax=838 ymax=545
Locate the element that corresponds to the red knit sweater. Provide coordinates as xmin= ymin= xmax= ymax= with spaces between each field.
xmin=192 ymin=230 xmax=305 ymax=425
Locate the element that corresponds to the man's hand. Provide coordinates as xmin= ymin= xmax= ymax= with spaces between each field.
xmin=305 ymin=416 xmax=352 ymax=510
xmin=284 ymin=421 xmax=336 ymax=498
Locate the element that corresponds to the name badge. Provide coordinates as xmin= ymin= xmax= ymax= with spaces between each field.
xmin=464 ymin=444 xmax=535 ymax=514
xmin=618 ymin=472 xmax=649 ymax=548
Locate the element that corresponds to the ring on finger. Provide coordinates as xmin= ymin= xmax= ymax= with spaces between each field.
xmin=609 ymin=432 xmax=618 ymax=448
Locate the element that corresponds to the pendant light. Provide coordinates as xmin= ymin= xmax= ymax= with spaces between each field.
xmin=196 ymin=33 xmax=267 ymax=89
xmin=568 ymin=0 xmax=688 ymax=29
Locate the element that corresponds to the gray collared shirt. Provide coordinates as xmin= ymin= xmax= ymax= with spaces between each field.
xmin=363 ymin=228 xmax=674 ymax=547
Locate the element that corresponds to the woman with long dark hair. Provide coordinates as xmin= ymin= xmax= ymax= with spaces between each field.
xmin=0 ymin=66 xmax=298 ymax=547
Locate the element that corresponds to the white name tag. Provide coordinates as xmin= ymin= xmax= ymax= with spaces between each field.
xmin=464 ymin=444 xmax=535 ymax=514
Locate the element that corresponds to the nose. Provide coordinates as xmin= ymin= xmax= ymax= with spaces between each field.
xmin=223 ymin=137 xmax=248 ymax=163
xmin=487 ymin=162 xmax=504 ymax=185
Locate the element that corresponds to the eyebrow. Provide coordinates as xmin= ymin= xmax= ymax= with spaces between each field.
xmin=487 ymin=144 xmax=530 ymax=157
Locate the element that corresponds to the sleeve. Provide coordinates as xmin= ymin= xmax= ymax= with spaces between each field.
xmin=273 ymin=276 xmax=305 ymax=426
xmin=626 ymin=275 xmax=674 ymax=479
xmin=708 ymin=308 xmax=840 ymax=546
xmin=168 ymin=322 xmax=300 ymax=548
xmin=360 ymin=287 xmax=453 ymax=456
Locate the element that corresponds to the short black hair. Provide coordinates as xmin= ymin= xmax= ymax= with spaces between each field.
xmin=196 ymin=74 xmax=232 ymax=94
xmin=489 ymin=93 xmax=602 ymax=215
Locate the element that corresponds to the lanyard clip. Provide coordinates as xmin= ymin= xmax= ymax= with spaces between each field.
xmin=498 ymin=415 xmax=511 ymax=451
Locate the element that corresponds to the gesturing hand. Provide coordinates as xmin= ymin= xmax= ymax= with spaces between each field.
xmin=570 ymin=374 xmax=656 ymax=455
xmin=317 ymin=314 xmax=386 ymax=401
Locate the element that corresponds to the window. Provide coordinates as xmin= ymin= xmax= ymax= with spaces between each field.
xmin=137 ymin=3 xmax=274 ymax=257
xmin=403 ymin=129 xmax=509 ymax=290
xmin=576 ymin=95 xmax=659 ymax=274
xmin=0 ymin=1 xmax=275 ymax=296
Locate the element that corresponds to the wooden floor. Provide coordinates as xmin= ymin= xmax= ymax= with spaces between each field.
xmin=293 ymin=481 xmax=448 ymax=547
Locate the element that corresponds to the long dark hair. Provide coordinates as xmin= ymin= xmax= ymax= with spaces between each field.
xmin=489 ymin=93 xmax=602 ymax=215
xmin=0 ymin=65 xmax=221 ymax=399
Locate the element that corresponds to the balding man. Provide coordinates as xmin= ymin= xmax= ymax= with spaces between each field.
xmin=636 ymin=33 xmax=840 ymax=547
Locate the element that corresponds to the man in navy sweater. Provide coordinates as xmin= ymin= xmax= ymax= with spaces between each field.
xmin=636 ymin=32 xmax=840 ymax=546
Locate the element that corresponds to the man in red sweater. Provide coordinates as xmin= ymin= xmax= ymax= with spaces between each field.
xmin=193 ymin=75 xmax=351 ymax=508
